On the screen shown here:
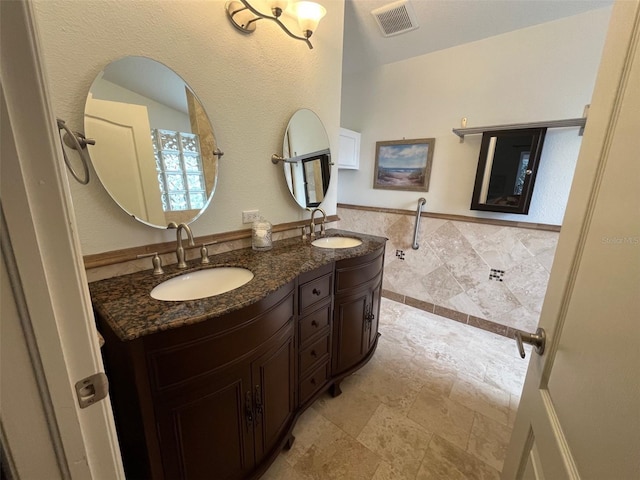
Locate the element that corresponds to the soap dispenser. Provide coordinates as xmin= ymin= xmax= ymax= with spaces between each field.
xmin=252 ymin=218 xmax=272 ymax=251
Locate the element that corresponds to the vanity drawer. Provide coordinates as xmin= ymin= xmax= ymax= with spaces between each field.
xmin=299 ymin=361 xmax=330 ymax=405
xmin=299 ymin=303 xmax=332 ymax=345
xmin=299 ymin=274 xmax=332 ymax=314
xmin=145 ymin=287 xmax=295 ymax=392
xmin=299 ymin=334 xmax=330 ymax=375
xmin=335 ymin=247 xmax=384 ymax=294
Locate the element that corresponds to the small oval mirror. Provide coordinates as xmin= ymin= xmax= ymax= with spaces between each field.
xmin=281 ymin=109 xmax=331 ymax=209
xmin=84 ymin=56 xmax=219 ymax=228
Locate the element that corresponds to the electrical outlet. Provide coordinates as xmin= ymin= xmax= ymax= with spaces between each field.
xmin=242 ymin=210 xmax=260 ymax=224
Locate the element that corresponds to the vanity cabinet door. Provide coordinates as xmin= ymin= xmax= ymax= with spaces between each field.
xmin=332 ymin=246 xmax=385 ymax=378
xmin=332 ymin=287 xmax=372 ymax=376
xmin=155 ymin=320 xmax=295 ymax=480
xmin=365 ymin=276 xmax=382 ymax=353
xmin=251 ymin=321 xmax=296 ymax=464
xmin=155 ymin=363 xmax=255 ymax=480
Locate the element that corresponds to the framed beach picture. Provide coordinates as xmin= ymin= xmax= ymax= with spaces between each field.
xmin=373 ymin=138 xmax=435 ymax=192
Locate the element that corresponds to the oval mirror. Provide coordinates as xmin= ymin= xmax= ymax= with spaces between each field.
xmin=281 ymin=109 xmax=331 ymax=209
xmin=84 ymin=56 xmax=219 ymax=228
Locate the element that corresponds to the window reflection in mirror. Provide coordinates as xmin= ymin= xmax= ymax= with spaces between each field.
xmin=471 ymin=128 xmax=546 ymax=214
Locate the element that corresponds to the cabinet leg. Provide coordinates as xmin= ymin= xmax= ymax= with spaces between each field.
xmin=330 ymin=381 xmax=342 ymax=397
xmin=283 ymin=434 xmax=295 ymax=451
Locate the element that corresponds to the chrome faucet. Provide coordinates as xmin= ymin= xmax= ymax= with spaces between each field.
xmin=168 ymin=222 xmax=195 ymax=268
xmin=308 ymin=207 xmax=327 ymax=239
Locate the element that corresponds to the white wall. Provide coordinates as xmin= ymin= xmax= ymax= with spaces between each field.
xmin=339 ymin=8 xmax=612 ymax=225
xmin=90 ymin=79 xmax=191 ymax=133
xmin=32 ymin=0 xmax=344 ymax=255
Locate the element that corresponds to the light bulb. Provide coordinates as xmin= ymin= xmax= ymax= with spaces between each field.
xmin=294 ymin=1 xmax=326 ymax=37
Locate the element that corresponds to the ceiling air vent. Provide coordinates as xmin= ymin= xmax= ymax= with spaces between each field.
xmin=371 ymin=0 xmax=419 ymax=38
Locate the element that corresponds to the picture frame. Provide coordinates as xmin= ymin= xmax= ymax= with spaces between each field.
xmin=373 ymin=138 xmax=435 ymax=192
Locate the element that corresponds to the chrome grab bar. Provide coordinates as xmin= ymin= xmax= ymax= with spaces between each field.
xmin=412 ymin=198 xmax=426 ymax=250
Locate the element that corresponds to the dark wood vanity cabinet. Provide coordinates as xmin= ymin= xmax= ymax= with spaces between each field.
xmin=155 ymin=323 xmax=295 ymax=480
xmin=98 ymin=281 xmax=296 ymax=480
xmin=332 ymin=247 xmax=384 ymax=380
xmin=97 ymin=242 xmax=386 ymax=480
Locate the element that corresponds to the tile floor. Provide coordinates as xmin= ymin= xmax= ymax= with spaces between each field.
xmin=262 ymin=298 xmax=531 ymax=479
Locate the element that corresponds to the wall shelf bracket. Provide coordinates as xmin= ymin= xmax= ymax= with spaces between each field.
xmin=452 ymin=115 xmax=588 ymax=143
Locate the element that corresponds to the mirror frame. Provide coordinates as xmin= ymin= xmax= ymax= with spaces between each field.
xmin=470 ymin=127 xmax=547 ymax=215
xmin=84 ymin=56 xmax=218 ymax=228
xmin=299 ymin=148 xmax=331 ymax=207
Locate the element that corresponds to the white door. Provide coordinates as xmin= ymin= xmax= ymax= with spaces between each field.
xmin=502 ymin=1 xmax=640 ymax=478
xmin=1 ymin=1 xmax=124 ymax=478
xmin=85 ymin=97 xmax=166 ymax=226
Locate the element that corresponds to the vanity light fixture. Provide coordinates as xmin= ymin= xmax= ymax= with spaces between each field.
xmin=225 ymin=0 xmax=326 ymax=49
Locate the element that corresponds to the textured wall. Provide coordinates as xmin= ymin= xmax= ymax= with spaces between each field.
xmin=339 ymin=8 xmax=611 ymax=225
xmin=338 ymin=207 xmax=558 ymax=333
xmin=32 ymin=0 xmax=344 ymax=255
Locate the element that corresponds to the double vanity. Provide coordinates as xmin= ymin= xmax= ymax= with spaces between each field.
xmin=91 ymin=230 xmax=387 ymax=480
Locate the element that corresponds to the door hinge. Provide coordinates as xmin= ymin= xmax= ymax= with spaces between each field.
xmin=75 ymin=372 xmax=109 ymax=409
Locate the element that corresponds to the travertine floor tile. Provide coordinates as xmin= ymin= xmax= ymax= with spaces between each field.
xmin=264 ymin=298 xmax=526 ymax=480
xmin=347 ymin=358 xmax=421 ymax=414
xmin=416 ymin=435 xmax=500 ymax=480
xmin=293 ymin=430 xmax=381 ymax=480
xmin=281 ymin=407 xmax=344 ymax=468
xmin=358 ymin=403 xmax=433 ymax=478
xmin=312 ymin=381 xmax=380 ymax=437
xmin=483 ymin=358 xmax=528 ymax=397
xmin=260 ymin=454 xmax=305 ymax=480
xmin=467 ymin=413 xmax=513 ymax=471
xmin=450 ymin=376 xmax=511 ymax=425
xmin=407 ymin=387 xmax=475 ymax=450
xmin=371 ymin=460 xmax=417 ymax=480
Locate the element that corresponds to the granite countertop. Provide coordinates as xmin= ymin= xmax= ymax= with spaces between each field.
xmin=89 ymin=229 xmax=387 ymax=342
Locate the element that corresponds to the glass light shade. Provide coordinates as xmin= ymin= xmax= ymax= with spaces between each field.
xmin=294 ymin=1 xmax=326 ymax=34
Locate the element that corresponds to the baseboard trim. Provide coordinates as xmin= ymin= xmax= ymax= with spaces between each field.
xmin=338 ymin=204 xmax=561 ymax=232
xmin=382 ymin=289 xmax=525 ymax=339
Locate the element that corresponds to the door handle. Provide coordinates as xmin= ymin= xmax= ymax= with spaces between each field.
xmin=245 ymin=391 xmax=253 ymax=428
xmin=254 ymin=385 xmax=263 ymax=420
xmin=515 ymin=327 xmax=546 ymax=359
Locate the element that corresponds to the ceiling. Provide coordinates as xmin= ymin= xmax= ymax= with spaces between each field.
xmin=342 ymin=0 xmax=613 ymax=74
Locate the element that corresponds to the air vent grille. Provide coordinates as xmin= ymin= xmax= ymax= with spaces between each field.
xmin=371 ymin=0 xmax=419 ymax=37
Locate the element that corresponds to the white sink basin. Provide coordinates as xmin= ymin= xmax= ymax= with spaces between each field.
xmin=311 ymin=236 xmax=362 ymax=249
xmin=150 ymin=267 xmax=254 ymax=301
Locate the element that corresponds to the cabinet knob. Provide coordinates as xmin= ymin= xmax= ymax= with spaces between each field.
xmin=312 ymin=288 xmax=322 ymax=296
xmin=310 ymin=377 xmax=316 ymax=385
xmin=311 ymin=320 xmax=318 ymax=327
xmin=310 ymin=350 xmax=317 ymax=357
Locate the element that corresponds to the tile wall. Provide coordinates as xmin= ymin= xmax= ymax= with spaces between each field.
xmin=338 ymin=206 xmax=559 ymax=336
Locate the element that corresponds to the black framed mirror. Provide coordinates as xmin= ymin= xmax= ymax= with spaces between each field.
xmin=84 ymin=56 xmax=219 ymax=228
xmin=470 ymin=127 xmax=546 ymax=214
